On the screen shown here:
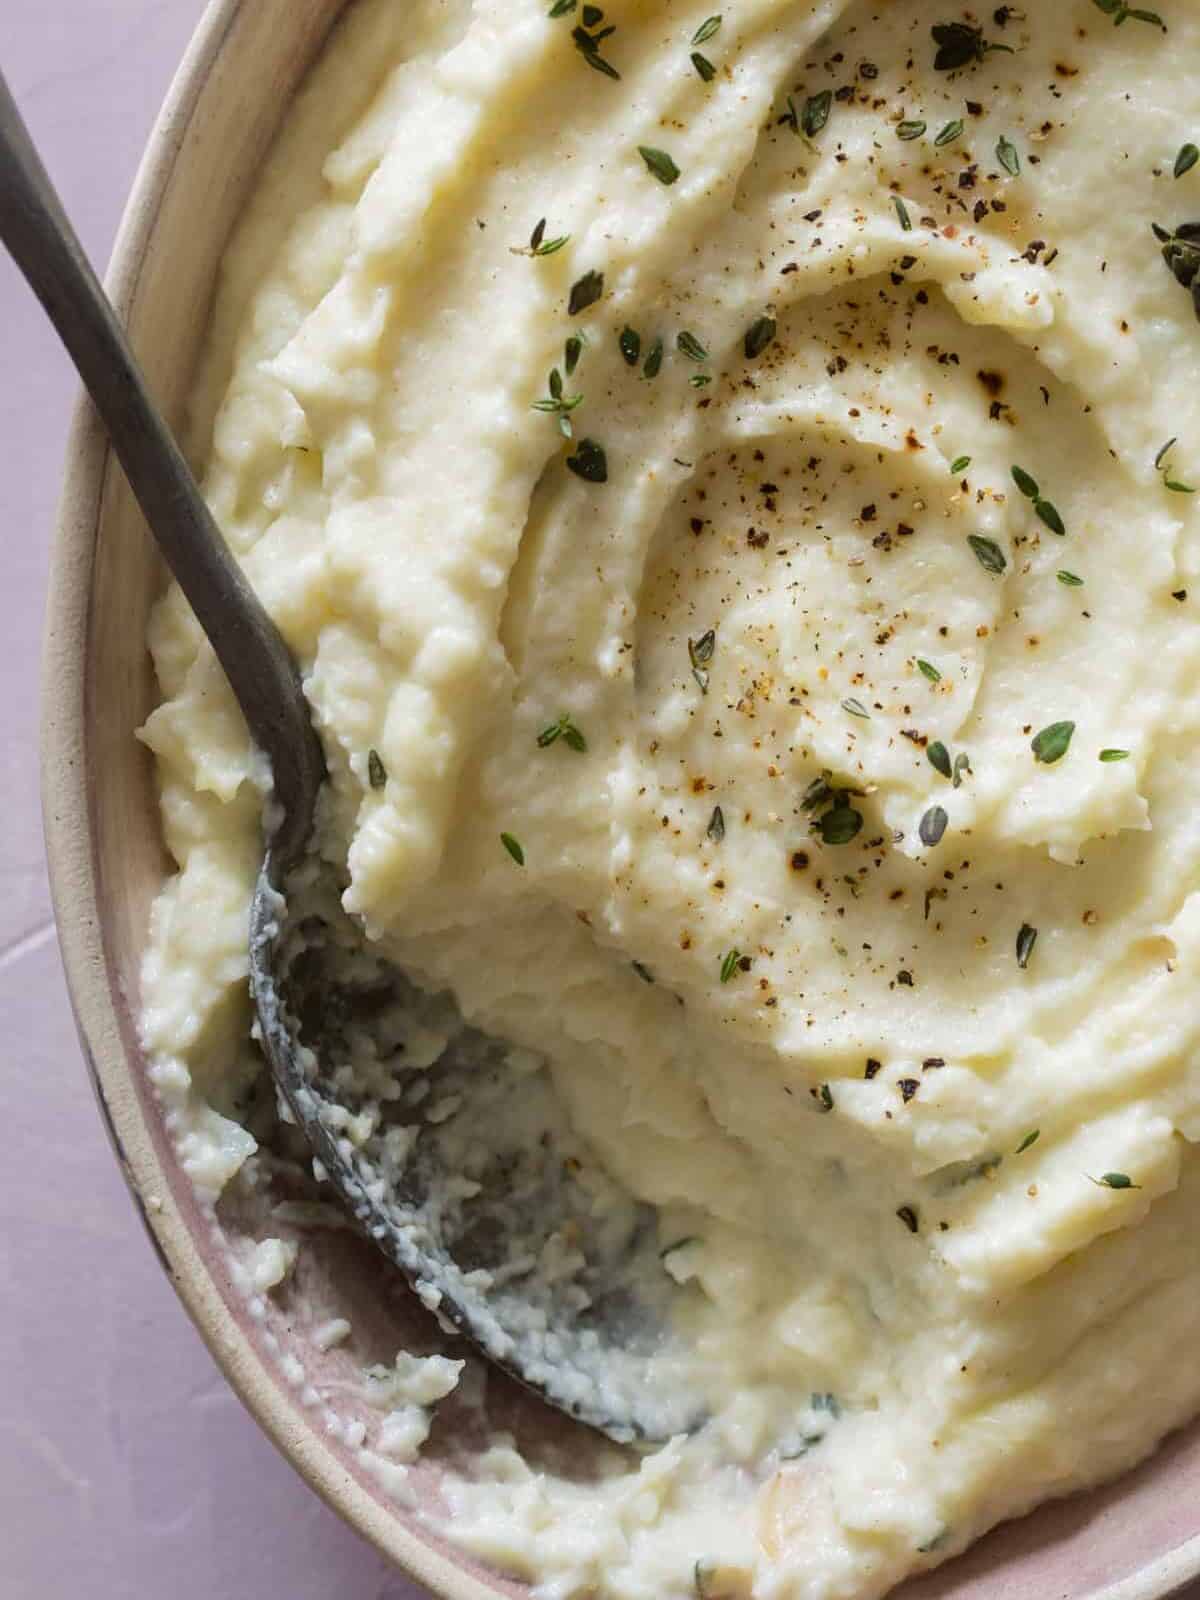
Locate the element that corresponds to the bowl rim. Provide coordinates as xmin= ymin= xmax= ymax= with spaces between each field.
xmin=38 ymin=5 xmax=502 ymax=1598
xmin=37 ymin=3 xmax=1200 ymax=1599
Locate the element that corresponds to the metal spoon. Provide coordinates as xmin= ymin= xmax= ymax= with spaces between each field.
xmin=1 ymin=70 xmax=701 ymax=1443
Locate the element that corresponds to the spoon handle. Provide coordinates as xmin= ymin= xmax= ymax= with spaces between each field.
xmin=0 ymin=68 xmax=321 ymax=861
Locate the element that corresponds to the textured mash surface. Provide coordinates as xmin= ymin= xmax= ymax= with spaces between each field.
xmin=141 ymin=1 xmax=1200 ymax=1597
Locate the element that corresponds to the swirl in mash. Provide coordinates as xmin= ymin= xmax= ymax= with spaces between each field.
xmin=141 ymin=0 xmax=1200 ymax=1595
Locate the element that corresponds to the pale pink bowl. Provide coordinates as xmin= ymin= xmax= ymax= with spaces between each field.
xmin=39 ymin=3 xmax=1200 ymax=1597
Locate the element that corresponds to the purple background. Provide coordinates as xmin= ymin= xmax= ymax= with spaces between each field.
xmin=0 ymin=5 xmax=422 ymax=1595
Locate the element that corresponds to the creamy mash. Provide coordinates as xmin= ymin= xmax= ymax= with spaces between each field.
xmin=140 ymin=0 xmax=1200 ymax=1595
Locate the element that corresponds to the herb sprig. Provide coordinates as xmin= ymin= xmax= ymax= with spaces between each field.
xmin=1091 ymin=0 xmax=1165 ymax=29
xmin=570 ymin=8 xmax=621 ymax=78
xmin=537 ymin=712 xmax=587 ymax=752
xmin=514 ymin=218 xmax=570 ymax=257
xmin=532 ymin=367 xmax=584 ymax=437
xmin=1011 ymin=465 xmax=1066 ymax=535
xmin=930 ymin=21 xmax=1014 ymax=72
xmin=803 ymin=772 xmax=864 ymax=845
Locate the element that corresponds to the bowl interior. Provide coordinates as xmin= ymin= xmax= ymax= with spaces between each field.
xmin=42 ymin=2 xmax=1200 ymax=1598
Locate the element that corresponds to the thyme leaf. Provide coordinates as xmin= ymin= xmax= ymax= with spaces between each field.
xmin=676 ymin=330 xmax=709 ymax=362
xmin=968 ymin=534 xmax=1007 ymax=574
xmin=917 ymin=658 xmax=942 ymax=683
xmin=367 ymin=749 xmax=387 ymax=789
xmin=801 ymin=775 xmax=834 ymax=811
xmin=818 ymin=805 xmax=863 ymax=845
xmin=692 ymin=51 xmax=716 ymax=81
xmin=643 ymin=338 xmax=664 ymax=378
xmin=919 ymin=804 xmax=949 ymax=847
xmin=950 ymin=453 xmax=971 ymax=474
xmin=1031 ymin=720 xmax=1075 ymax=764
xmin=567 ymin=270 xmax=604 ymax=315
xmin=1176 ymin=143 xmax=1199 ymax=179
xmin=927 ymin=740 xmax=952 ymax=779
xmin=894 ymin=195 xmax=913 ymax=231
xmin=842 ymin=696 xmax=870 ymax=719
xmin=744 ymin=314 xmax=777 ymax=358
xmin=898 ymin=120 xmax=927 ymax=141
xmin=1099 ymin=747 xmax=1130 ymax=761
xmin=689 ymin=628 xmax=716 ymax=693
xmin=996 ymin=134 xmax=1021 ymax=177
xmin=719 ymin=948 xmax=743 ymax=983
xmin=1015 ymin=1129 xmax=1040 ymax=1154
xmin=1058 ymin=569 xmax=1083 ymax=586
xmin=565 ymin=437 xmax=608 ymax=482
xmin=1016 ymin=922 xmax=1037 ymax=969
xmin=1090 ymin=1171 xmax=1140 ymax=1189
xmin=692 ymin=14 xmax=722 ymax=44
xmin=707 ymin=805 xmax=726 ymax=842
xmin=500 ymin=832 xmax=525 ymax=865
xmin=619 ymin=326 xmax=641 ymax=366
xmin=1035 ymin=498 xmax=1066 ymax=536
xmin=801 ymin=90 xmax=833 ymax=138
xmin=639 ymin=145 xmax=681 ymax=185
xmin=934 ymin=118 xmax=964 ymax=146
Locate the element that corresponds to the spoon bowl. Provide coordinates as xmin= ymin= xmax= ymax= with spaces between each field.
xmin=249 ymin=852 xmax=704 ymax=1443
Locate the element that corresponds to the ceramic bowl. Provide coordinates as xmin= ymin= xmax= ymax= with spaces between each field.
xmin=40 ymin=2 xmax=1200 ymax=1597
